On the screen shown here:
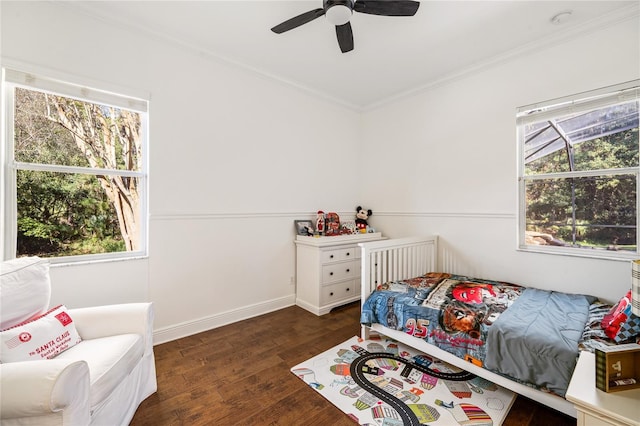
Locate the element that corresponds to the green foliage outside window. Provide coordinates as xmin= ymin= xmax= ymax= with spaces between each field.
xmin=12 ymin=87 xmax=143 ymax=258
xmin=525 ymin=126 xmax=638 ymax=250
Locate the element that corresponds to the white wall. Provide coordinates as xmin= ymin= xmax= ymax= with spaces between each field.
xmin=360 ymin=17 xmax=640 ymax=303
xmin=0 ymin=1 xmax=361 ymax=342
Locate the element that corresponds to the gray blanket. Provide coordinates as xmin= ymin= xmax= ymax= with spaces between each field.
xmin=484 ymin=288 xmax=596 ymax=396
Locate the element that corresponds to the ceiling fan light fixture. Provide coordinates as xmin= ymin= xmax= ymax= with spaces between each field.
xmin=272 ymin=0 xmax=419 ymax=52
xmin=326 ymin=4 xmax=353 ymax=26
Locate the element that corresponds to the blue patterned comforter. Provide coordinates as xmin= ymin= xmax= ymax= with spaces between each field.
xmin=360 ymin=273 xmax=595 ymax=396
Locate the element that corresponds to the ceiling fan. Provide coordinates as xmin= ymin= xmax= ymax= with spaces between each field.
xmin=271 ymin=0 xmax=420 ymax=53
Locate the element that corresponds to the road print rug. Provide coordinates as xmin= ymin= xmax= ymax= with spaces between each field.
xmin=291 ymin=335 xmax=516 ymax=425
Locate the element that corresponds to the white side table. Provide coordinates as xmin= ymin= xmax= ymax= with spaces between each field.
xmin=566 ymin=351 xmax=640 ymax=426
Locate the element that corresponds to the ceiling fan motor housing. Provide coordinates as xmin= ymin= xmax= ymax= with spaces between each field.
xmin=324 ymin=0 xmax=354 ymax=25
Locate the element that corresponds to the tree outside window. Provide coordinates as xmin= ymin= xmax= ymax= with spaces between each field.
xmin=4 ymin=70 xmax=148 ymax=261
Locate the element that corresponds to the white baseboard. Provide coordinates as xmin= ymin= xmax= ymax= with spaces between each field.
xmin=152 ymin=294 xmax=296 ymax=345
xmin=295 ymin=297 xmax=360 ymax=316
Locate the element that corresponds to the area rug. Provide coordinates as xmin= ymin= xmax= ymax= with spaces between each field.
xmin=291 ymin=335 xmax=516 ymax=425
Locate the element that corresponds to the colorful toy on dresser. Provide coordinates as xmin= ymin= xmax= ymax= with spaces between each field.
xmin=355 ymin=206 xmax=372 ymax=233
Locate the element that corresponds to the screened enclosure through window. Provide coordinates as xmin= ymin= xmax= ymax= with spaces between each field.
xmin=518 ymin=81 xmax=640 ymax=258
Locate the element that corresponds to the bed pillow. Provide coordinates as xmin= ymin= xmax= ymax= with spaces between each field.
xmin=601 ymin=290 xmax=640 ymax=342
xmin=0 ymin=305 xmax=82 ymax=363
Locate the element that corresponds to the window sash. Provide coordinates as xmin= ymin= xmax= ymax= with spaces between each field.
xmin=14 ymin=161 xmax=145 ymax=178
xmin=518 ymin=174 xmax=640 ymax=261
xmin=521 ymin=167 xmax=638 ymax=181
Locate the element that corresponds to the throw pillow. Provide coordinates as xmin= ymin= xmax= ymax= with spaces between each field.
xmin=601 ymin=290 xmax=640 ymax=342
xmin=1 ymin=305 xmax=82 ymax=363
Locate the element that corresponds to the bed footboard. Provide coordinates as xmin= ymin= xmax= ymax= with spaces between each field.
xmin=358 ymin=235 xmax=438 ymax=339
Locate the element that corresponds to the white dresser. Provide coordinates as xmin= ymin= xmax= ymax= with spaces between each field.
xmin=294 ymin=233 xmax=385 ymax=316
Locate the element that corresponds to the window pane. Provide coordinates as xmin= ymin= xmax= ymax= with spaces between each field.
xmin=572 ymin=128 xmax=638 ymax=172
xmin=524 ymin=101 xmax=639 ymax=175
xmin=14 ymin=88 xmax=142 ymax=171
xmin=525 ymin=135 xmax=571 ymax=174
xmin=16 ymin=170 xmax=140 ymax=257
xmin=525 ymin=175 xmax=636 ymax=250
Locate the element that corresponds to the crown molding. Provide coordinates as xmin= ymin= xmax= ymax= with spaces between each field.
xmin=55 ymin=1 xmax=362 ymax=112
xmin=56 ymin=1 xmax=638 ymax=114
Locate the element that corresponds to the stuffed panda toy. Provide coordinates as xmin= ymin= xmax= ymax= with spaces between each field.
xmin=355 ymin=206 xmax=372 ymax=232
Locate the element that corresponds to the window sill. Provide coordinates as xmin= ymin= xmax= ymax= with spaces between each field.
xmin=48 ymin=252 xmax=148 ymax=268
xmin=517 ymin=245 xmax=637 ymax=262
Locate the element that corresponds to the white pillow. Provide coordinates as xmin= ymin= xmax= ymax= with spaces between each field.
xmin=1 ymin=305 xmax=82 ymax=363
xmin=0 ymin=257 xmax=51 ymax=330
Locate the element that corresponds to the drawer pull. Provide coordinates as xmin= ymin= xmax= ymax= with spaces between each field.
xmin=346 ymin=252 xmax=350 ymax=256
xmin=330 ymin=272 xmax=334 ymax=276
xmin=330 ymin=254 xmax=334 ymax=259
xmin=330 ymin=292 xmax=334 ymax=296
xmin=346 ymin=269 xmax=350 ymax=273
xmin=346 ymin=288 xmax=350 ymax=292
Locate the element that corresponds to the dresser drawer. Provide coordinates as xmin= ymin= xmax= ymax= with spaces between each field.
xmin=321 ymin=246 xmax=360 ymax=264
xmin=322 ymin=260 xmax=359 ymax=283
xmin=320 ymin=280 xmax=358 ymax=305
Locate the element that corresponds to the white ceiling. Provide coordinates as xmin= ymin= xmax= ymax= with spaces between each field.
xmin=64 ymin=0 xmax=638 ymax=110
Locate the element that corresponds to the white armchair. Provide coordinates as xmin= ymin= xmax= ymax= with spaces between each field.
xmin=0 ymin=257 xmax=157 ymax=426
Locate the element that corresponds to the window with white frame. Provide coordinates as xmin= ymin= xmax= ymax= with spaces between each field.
xmin=517 ymin=81 xmax=639 ymax=259
xmin=2 ymin=69 xmax=148 ymax=263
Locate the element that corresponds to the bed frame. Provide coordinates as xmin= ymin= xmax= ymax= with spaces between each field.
xmin=359 ymin=235 xmax=577 ymax=417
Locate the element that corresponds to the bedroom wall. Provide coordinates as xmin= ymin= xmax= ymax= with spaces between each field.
xmin=360 ymin=16 xmax=640 ymax=303
xmin=0 ymin=1 xmax=361 ymax=342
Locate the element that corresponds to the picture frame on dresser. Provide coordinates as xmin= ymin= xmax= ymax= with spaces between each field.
xmin=341 ymin=220 xmax=357 ymax=234
xmin=294 ymin=220 xmax=314 ymax=236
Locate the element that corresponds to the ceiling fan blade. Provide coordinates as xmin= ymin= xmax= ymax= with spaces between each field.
xmin=271 ymin=8 xmax=326 ymax=34
xmin=354 ymin=0 xmax=420 ymax=16
xmin=335 ymin=22 xmax=354 ymax=53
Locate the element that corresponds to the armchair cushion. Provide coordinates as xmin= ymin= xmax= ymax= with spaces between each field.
xmin=1 ymin=305 xmax=82 ymax=363
xmin=0 ymin=257 xmax=51 ymax=330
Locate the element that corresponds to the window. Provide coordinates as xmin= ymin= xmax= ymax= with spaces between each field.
xmin=2 ymin=69 xmax=148 ymax=263
xmin=517 ymin=81 xmax=640 ymax=259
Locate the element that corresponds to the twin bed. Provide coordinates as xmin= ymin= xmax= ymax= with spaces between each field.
xmin=357 ymin=235 xmax=609 ymax=417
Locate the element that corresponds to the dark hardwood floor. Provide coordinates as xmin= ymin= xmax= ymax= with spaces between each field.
xmin=131 ymin=302 xmax=575 ymax=425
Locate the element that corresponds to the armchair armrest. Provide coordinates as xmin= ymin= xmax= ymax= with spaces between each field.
xmin=68 ymin=302 xmax=154 ymax=350
xmin=0 ymin=359 xmax=90 ymax=423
